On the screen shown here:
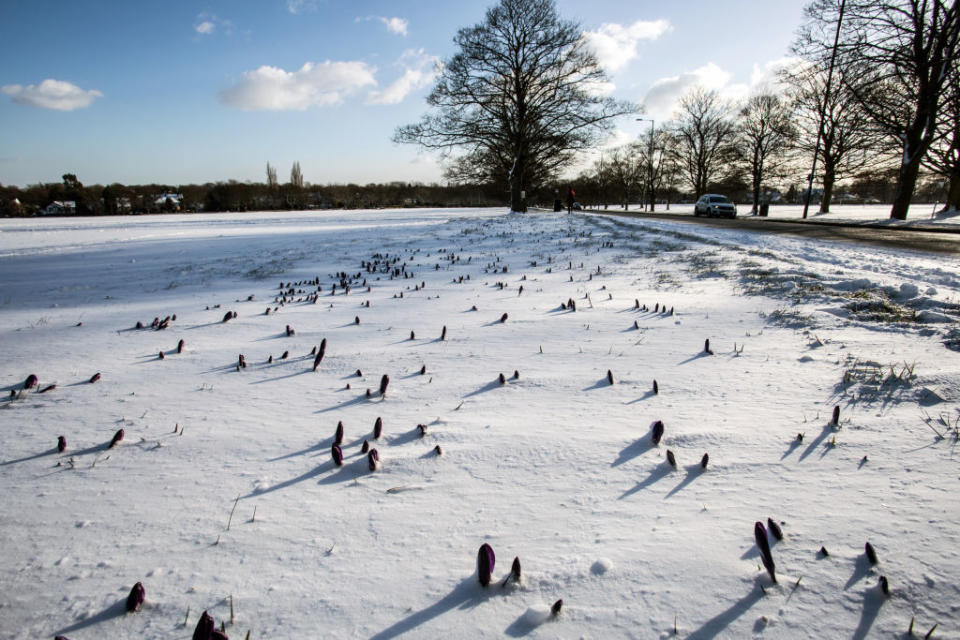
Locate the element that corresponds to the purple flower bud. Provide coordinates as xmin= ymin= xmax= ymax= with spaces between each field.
xmin=368 ymin=448 xmax=379 ymax=471
xmin=193 ymin=610 xmax=215 ymax=640
xmin=767 ymin=518 xmax=783 ymax=541
xmin=222 ymin=311 xmax=232 ymax=323
xmin=666 ymin=450 xmax=677 ymax=468
xmin=89 ymin=372 xmax=101 ymax=384
xmin=24 ymin=374 xmax=39 ymax=390
xmin=653 ymin=380 xmax=659 ymax=395
xmin=362 ymin=439 xmax=370 ymax=453
xmin=651 ymin=420 xmax=664 ymax=445
xmin=477 ymin=543 xmax=495 ymax=587
xmin=109 ymin=429 xmax=124 ymax=449
xmin=125 ymin=581 xmax=145 ymax=612
xmin=211 ymin=630 xmax=229 ymax=640
xmin=865 ymin=542 xmax=878 ymax=564
xmin=831 ymin=405 xmax=840 ymax=425
xmin=607 ymin=370 xmax=614 ymax=385
xmin=379 ymin=374 xmax=390 ymax=396
xmin=374 ymin=417 xmax=383 ymax=439
xmin=57 ymin=436 xmax=67 ymax=453
xmin=500 ymin=313 xmax=508 ymax=323
xmin=754 ymin=521 xmax=777 ymax=583
xmin=441 ymin=326 xmax=447 ymax=341
xmin=335 ymin=421 xmax=344 ymax=445
xmin=177 ymin=339 xmax=185 ymax=354
xmin=420 ymin=365 xmax=427 ymax=375
xmin=551 ymin=599 xmax=563 ymax=616
xmin=331 ymin=444 xmax=343 ymax=467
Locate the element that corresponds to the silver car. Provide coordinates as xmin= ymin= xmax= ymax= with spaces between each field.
xmin=694 ymin=194 xmax=737 ymax=218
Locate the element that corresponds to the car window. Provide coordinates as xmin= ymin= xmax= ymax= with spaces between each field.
xmin=709 ymin=196 xmax=730 ymax=203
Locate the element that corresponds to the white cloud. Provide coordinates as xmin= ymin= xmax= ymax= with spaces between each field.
xmin=220 ymin=61 xmax=377 ymax=111
xmin=641 ymin=63 xmax=732 ymax=121
xmin=641 ymin=57 xmax=803 ymax=122
xmin=286 ymin=0 xmax=317 ymax=15
xmin=367 ymin=49 xmax=438 ymax=105
xmin=381 ymin=17 xmax=408 ymax=36
xmin=1 ymin=79 xmax=103 ymax=111
xmin=356 ymin=15 xmax=409 ymax=36
xmin=194 ymin=13 xmax=232 ymax=37
xmin=582 ymin=19 xmax=671 ymax=72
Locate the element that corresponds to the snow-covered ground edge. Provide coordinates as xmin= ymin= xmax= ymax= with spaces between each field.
xmin=1 ymin=207 xmax=958 ymax=639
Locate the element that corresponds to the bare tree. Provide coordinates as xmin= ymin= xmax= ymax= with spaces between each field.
xmin=799 ymin=0 xmax=960 ymax=219
xmin=266 ymin=162 xmax=278 ymax=189
xmin=783 ymin=62 xmax=894 ymax=212
xmin=603 ymin=145 xmax=644 ymax=209
xmin=394 ymin=0 xmax=635 ymax=212
xmin=670 ymin=88 xmax=739 ymax=199
xmin=737 ymin=94 xmax=797 ymax=213
xmin=923 ymin=63 xmax=960 ymax=211
xmin=290 ymin=161 xmax=304 ymax=188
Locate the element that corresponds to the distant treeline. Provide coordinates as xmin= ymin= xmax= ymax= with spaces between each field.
xmin=0 ymin=178 xmax=523 ymax=217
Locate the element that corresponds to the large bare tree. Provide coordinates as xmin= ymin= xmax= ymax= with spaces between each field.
xmin=799 ymin=0 xmax=960 ymax=219
xmin=394 ymin=0 xmax=635 ymax=212
xmin=737 ymin=94 xmax=797 ymax=213
xmin=923 ymin=62 xmax=960 ymax=211
xmin=783 ymin=62 xmax=894 ymax=212
xmin=670 ymin=88 xmax=739 ymax=199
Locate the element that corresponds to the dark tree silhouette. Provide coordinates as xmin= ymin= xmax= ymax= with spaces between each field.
xmin=394 ymin=0 xmax=635 ymax=212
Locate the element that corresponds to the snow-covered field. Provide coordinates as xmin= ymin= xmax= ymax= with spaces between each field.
xmin=1 ymin=208 xmax=958 ymax=639
xmin=599 ymin=202 xmax=960 ymax=228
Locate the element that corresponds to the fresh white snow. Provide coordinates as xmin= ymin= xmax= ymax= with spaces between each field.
xmin=1 ymin=207 xmax=958 ymax=639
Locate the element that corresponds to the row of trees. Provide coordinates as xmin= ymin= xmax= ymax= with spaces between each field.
xmin=0 ymin=174 xmax=509 ymax=217
xmin=396 ymin=0 xmax=959 ymax=217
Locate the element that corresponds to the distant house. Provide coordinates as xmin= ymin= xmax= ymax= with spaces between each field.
xmin=43 ymin=200 xmax=76 ymax=215
xmin=154 ymin=192 xmax=183 ymax=211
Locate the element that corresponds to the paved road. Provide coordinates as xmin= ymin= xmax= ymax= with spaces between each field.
xmin=592 ymin=210 xmax=960 ymax=255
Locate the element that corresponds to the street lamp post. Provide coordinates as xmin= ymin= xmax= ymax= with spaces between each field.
xmin=637 ymin=118 xmax=655 ymax=212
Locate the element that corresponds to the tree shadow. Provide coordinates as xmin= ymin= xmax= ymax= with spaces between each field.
xmin=843 ymin=553 xmax=874 ymax=591
xmin=611 ymin=437 xmax=654 ymax=467
xmin=54 ymin=597 xmax=128 ymax=636
xmin=665 ymin=464 xmax=706 ymax=498
xmin=370 ymin=576 xmax=499 ymax=640
xmin=243 ymin=461 xmax=334 ymax=498
xmin=798 ymin=423 xmax=835 ymax=461
xmin=851 ymin=585 xmax=886 ymax=640
xmin=253 ymin=332 xmax=292 ymax=342
xmin=619 ymin=462 xmax=673 ymax=499
xmin=1 ymin=446 xmax=60 ymax=466
xmin=684 ymin=582 xmax=765 ymax=640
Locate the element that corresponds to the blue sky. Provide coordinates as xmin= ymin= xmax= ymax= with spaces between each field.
xmin=0 ymin=0 xmax=808 ymax=188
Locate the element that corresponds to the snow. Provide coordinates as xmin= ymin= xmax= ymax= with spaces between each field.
xmin=610 ymin=203 xmax=960 ymax=228
xmin=1 ymin=208 xmax=959 ymax=639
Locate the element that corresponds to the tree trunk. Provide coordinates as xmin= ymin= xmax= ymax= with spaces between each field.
xmin=509 ymin=155 xmax=526 ymax=212
xmin=820 ymin=161 xmax=836 ymax=214
xmin=946 ymin=170 xmax=960 ymax=212
xmin=890 ymin=146 xmax=923 ymax=220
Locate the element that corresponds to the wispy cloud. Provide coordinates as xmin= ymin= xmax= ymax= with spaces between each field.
xmin=641 ymin=58 xmax=802 ymax=122
xmin=219 ymin=61 xmax=376 ymax=111
xmin=642 ymin=63 xmax=732 ymax=120
xmin=582 ymin=19 xmax=671 ymax=72
xmin=357 ymin=15 xmax=409 ymax=36
xmin=2 ymin=79 xmax=103 ymax=111
xmin=286 ymin=0 xmax=317 ymax=15
xmin=194 ymin=13 xmax=232 ymax=36
xmin=367 ymin=49 xmax=438 ymax=105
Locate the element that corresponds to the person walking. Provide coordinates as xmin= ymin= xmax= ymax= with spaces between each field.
xmin=566 ymin=186 xmax=576 ymax=214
